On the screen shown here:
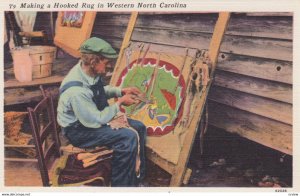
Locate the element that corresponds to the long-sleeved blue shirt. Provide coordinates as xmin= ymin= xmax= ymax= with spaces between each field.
xmin=57 ymin=61 xmax=122 ymax=128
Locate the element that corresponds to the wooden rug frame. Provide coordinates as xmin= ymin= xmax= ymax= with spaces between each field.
xmin=110 ymin=12 xmax=230 ymax=186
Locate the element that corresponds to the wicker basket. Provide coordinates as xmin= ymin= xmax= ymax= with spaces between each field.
xmin=29 ymin=46 xmax=56 ymax=79
xmin=12 ymin=45 xmax=56 ymax=82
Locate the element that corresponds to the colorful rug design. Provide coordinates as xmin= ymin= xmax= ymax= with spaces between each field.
xmin=116 ymin=58 xmax=186 ymax=136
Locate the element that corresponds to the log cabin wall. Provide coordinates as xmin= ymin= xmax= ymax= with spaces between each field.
xmin=91 ymin=12 xmax=293 ymax=155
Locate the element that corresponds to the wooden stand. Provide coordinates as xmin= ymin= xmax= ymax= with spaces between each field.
xmin=110 ymin=12 xmax=231 ymax=186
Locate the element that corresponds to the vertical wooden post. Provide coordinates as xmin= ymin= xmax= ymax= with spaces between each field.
xmin=110 ymin=12 xmax=138 ymax=86
xmin=170 ymin=12 xmax=231 ymax=187
xmin=209 ymin=12 xmax=231 ymax=73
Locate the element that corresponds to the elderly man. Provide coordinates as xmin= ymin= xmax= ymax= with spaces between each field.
xmin=57 ymin=37 xmax=146 ymax=187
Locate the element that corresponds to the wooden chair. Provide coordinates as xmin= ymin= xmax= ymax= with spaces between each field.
xmin=29 ymin=87 xmax=112 ymax=186
xmin=27 ymin=95 xmax=60 ymax=186
xmin=38 ymin=85 xmax=101 ymax=153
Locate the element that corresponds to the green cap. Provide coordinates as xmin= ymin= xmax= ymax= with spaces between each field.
xmin=79 ymin=37 xmax=118 ymax=59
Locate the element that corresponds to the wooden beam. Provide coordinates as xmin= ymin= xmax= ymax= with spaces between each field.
xmin=120 ymin=40 xmax=291 ymax=87
xmin=146 ymin=148 xmax=175 ymax=175
xmin=245 ymin=12 xmax=293 ymax=17
xmin=217 ymin=53 xmax=292 ymax=84
xmin=227 ymin=15 xmax=292 ymax=40
xmin=208 ymin=101 xmax=292 ymax=155
xmin=4 ymin=86 xmax=59 ymax=106
xmin=97 ymin=29 xmax=293 ymax=61
xmin=94 ymin=13 xmax=292 ymax=40
xmin=4 ymin=158 xmax=38 ymax=162
xmin=209 ymin=86 xmax=292 ymax=125
xmin=182 ymin=168 xmax=192 ymax=185
xmin=213 ymin=70 xmax=292 ymax=104
xmin=19 ymin=31 xmax=45 ymax=38
xmin=170 ymin=87 xmax=210 ymax=186
xmin=170 ymin=12 xmax=231 ymax=187
xmin=209 ymin=12 xmax=231 ymax=70
xmin=5 ymin=76 xmax=64 ymax=89
xmin=5 ymin=144 xmax=35 ymax=148
xmin=110 ymin=12 xmax=138 ymax=86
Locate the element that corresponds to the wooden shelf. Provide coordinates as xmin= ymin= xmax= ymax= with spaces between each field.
xmin=4 ymin=57 xmax=78 ymax=106
xmin=4 ymin=57 xmax=77 ymax=89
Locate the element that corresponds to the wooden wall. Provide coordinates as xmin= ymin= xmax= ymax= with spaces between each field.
xmin=92 ymin=12 xmax=292 ymax=155
xmin=33 ymin=12 xmax=56 ymax=44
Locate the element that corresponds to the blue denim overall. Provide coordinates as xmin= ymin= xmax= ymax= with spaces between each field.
xmin=60 ymin=78 xmax=146 ymax=187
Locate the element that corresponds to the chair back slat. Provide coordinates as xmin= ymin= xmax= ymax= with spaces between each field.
xmin=40 ymin=85 xmax=61 ymax=150
xmin=44 ymin=141 xmax=57 ymax=162
xmin=33 ymin=97 xmax=50 ymax=114
xmin=49 ymin=95 xmax=61 ymax=150
xmin=40 ymin=122 xmax=53 ymax=143
xmin=28 ymin=94 xmax=61 ymax=187
xmin=28 ymin=106 xmax=50 ymax=186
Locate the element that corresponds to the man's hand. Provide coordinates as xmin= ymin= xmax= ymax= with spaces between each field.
xmin=117 ymin=94 xmax=139 ymax=106
xmin=121 ymin=87 xmax=141 ymax=96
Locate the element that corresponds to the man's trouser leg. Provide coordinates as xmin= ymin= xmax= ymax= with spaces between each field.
xmin=127 ymin=118 xmax=147 ymax=181
xmin=63 ymin=124 xmax=139 ymax=187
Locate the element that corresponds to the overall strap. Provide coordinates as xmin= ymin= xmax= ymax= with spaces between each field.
xmin=59 ymin=81 xmax=83 ymax=95
xmin=59 ymin=79 xmax=109 ymax=112
xmin=90 ymin=78 xmax=109 ymax=111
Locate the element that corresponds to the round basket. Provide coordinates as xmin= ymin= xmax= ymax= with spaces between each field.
xmin=11 ymin=46 xmax=56 ymax=82
xmin=29 ymin=46 xmax=56 ymax=79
